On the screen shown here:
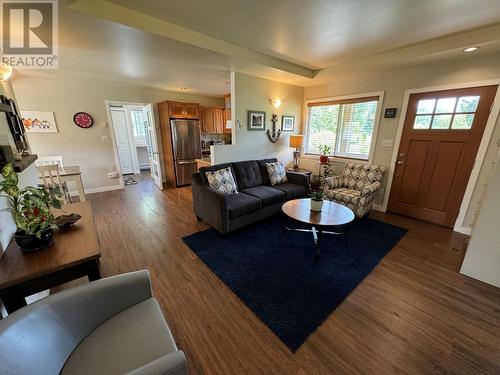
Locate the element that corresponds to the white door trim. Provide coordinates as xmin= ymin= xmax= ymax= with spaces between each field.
xmin=382 ymin=79 xmax=500 ymax=235
xmin=104 ymin=100 xmax=149 ymax=190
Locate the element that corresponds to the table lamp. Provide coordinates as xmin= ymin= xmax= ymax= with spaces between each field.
xmin=289 ymin=134 xmax=304 ymax=170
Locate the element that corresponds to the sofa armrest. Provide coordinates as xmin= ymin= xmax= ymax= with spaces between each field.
xmin=126 ymin=351 xmax=187 ymax=375
xmin=286 ymin=172 xmax=308 ymax=187
xmin=191 ymin=173 xmax=228 ymax=231
xmin=361 ymin=181 xmax=381 ymax=196
xmin=324 ymin=175 xmax=343 ymax=190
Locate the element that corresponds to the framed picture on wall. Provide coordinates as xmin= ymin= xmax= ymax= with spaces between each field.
xmin=21 ymin=111 xmax=58 ymax=133
xmin=281 ymin=115 xmax=295 ymax=132
xmin=247 ymin=110 xmax=266 ymax=131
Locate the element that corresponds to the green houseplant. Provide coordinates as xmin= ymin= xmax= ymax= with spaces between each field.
xmin=309 ymin=176 xmax=325 ymax=211
xmin=0 ymin=163 xmax=62 ymax=252
xmin=318 ymin=144 xmax=332 ymax=164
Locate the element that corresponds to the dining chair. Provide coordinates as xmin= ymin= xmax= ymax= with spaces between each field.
xmin=37 ymin=164 xmax=70 ymax=204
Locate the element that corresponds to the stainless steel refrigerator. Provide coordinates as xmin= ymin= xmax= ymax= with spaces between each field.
xmin=170 ymin=119 xmax=201 ymax=186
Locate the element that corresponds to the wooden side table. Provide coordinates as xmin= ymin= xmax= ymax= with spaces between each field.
xmin=286 ymin=168 xmax=312 ymax=186
xmin=0 ymin=201 xmax=101 ymax=314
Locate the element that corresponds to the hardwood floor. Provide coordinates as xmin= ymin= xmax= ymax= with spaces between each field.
xmin=88 ymin=172 xmax=500 ymax=374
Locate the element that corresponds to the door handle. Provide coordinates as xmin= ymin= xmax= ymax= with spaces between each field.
xmin=178 ymin=161 xmax=196 ymax=165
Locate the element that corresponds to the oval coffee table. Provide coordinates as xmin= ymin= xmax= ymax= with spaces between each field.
xmin=282 ymin=198 xmax=355 ymax=258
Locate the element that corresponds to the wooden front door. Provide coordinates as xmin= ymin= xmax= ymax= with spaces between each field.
xmin=388 ymin=85 xmax=498 ymax=227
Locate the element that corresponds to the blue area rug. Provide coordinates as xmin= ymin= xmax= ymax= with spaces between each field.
xmin=182 ymin=214 xmax=407 ymax=352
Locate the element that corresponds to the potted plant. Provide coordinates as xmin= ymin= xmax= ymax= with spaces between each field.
xmin=0 ymin=163 xmax=62 ymax=252
xmin=318 ymin=144 xmax=332 ymax=164
xmin=309 ymin=189 xmax=324 ymax=212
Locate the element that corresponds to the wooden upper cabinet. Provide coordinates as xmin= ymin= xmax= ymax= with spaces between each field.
xmin=184 ymin=104 xmax=200 ymax=119
xmin=167 ymin=102 xmax=185 ymax=118
xmin=214 ymin=108 xmax=224 ymax=133
xmin=200 ymin=106 xmax=225 ymax=133
xmin=166 ymin=101 xmax=200 ymax=119
xmin=203 ymin=107 xmax=216 ymax=133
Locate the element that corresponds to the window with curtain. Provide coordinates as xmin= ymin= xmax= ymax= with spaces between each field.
xmin=305 ymin=96 xmax=379 ymax=160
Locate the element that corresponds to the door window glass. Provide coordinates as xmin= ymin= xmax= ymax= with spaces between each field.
xmin=413 ymin=95 xmax=480 ymax=130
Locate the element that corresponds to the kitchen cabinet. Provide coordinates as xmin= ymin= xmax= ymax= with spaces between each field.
xmin=167 ymin=101 xmax=200 ymax=119
xmin=200 ymin=107 xmax=225 ymax=134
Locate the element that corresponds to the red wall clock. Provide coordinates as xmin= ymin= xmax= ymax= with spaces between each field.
xmin=73 ymin=112 xmax=94 ymax=128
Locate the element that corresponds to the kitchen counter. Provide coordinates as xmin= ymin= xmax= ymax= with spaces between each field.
xmin=196 ymin=158 xmax=211 ymax=170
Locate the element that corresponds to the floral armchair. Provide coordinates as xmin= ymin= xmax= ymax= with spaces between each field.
xmin=323 ymin=162 xmax=386 ymax=217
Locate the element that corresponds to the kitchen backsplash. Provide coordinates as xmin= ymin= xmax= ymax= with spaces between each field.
xmin=201 ymin=133 xmax=231 ymax=145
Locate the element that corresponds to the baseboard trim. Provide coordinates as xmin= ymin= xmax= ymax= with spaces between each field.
xmin=85 ymin=184 xmax=124 ymax=195
xmin=454 ymin=226 xmax=472 ymax=236
xmin=373 ymin=204 xmax=385 ymax=212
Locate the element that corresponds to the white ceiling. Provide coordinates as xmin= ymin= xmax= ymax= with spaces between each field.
xmin=15 ymin=0 xmax=500 ymax=95
xmin=106 ymin=0 xmax=500 ymax=69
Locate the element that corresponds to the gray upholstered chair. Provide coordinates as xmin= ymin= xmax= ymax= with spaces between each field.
xmin=323 ymin=162 xmax=386 ymax=217
xmin=0 ymin=270 xmax=187 ymax=375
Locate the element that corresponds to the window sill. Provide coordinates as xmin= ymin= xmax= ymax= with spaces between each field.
xmin=301 ymin=154 xmax=369 ymax=163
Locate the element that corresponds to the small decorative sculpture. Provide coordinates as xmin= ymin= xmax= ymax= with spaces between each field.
xmin=54 ymin=213 xmax=82 ymax=230
xmin=267 ymin=114 xmax=281 ymax=143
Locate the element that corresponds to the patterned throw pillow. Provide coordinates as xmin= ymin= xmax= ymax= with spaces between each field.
xmin=205 ymin=167 xmax=238 ymax=195
xmin=265 ymin=162 xmax=288 ymax=186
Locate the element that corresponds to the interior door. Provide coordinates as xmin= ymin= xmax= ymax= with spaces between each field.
xmin=388 ymin=85 xmax=498 ymax=227
xmin=143 ymin=104 xmax=164 ymax=190
xmin=110 ymin=109 xmax=135 ymax=174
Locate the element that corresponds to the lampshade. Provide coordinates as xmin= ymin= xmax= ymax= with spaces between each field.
xmin=289 ymin=134 xmax=304 ymax=149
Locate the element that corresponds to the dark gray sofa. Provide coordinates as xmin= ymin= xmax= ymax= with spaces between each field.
xmin=192 ymin=158 xmax=308 ymax=233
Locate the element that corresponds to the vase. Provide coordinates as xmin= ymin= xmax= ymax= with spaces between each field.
xmin=310 ymin=199 xmax=324 ymax=212
xmin=14 ymin=228 xmax=54 ymax=252
xmin=319 ymin=155 xmax=329 ymax=164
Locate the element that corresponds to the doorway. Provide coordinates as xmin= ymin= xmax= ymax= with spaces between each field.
xmin=106 ymin=101 xmax=164 ymax=190
xmin=387 ymin=85 xmax=498 ymax=227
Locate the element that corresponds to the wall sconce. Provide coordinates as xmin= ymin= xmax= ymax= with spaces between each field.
xmin=269 ymin=98 xmax=282 ymax=108
xmin=0 ymin=64 xmax=12 ymax=81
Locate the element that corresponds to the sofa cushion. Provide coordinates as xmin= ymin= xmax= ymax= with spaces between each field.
xmin=61 ymin=299 xmax=176 ymax=375
xmin=325 ymin=187 xmax=362 ymax=205
xmin=257 ymin=158 xmax=278 ymax=186
xmin=205 ymin=166 xmax=238 ymax=195
xmin=225 ymin=192 xmax=262 ymax=219
xmin=266 ymin=161 xmax=288 ymax=186
xmin=272 ymin=182 xmax=306 ymax=200
xmin=240 ymin=186 xmax=285 ymax=207
xmin=199 ymin=163 xmax=235 ymax=187
xmin=231 ymin=160 xmax=263 ymax=189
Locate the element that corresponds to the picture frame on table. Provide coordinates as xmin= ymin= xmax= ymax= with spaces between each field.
xmin=247 ymin=110 xmax=266 ymax=131
xmin=281 ymin=115 xmax=295 ymax=132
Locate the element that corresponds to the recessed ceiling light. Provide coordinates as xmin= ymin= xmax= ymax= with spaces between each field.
xmin=463 ymin=47 xmax=479 ymax=53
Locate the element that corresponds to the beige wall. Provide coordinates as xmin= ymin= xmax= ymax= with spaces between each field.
xmin=301 ymin=52 xmax=500 ymax=229
xmin=213 ymin=72 xmax=304 ymax=165
xmin=12 ymin=76 xmax=224 ymax=191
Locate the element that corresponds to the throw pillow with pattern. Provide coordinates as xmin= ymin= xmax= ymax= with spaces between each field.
xmin=205 ymin=167 xmax=238 ymax=195
xmin=266 ymin=162 xmax=288 ymax=186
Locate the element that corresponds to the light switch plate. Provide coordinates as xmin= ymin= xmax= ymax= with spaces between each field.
xmin=382 ymin=139 xmax=393 ymax=147
xmin=102 ymin=136 xmax=109 ymax=142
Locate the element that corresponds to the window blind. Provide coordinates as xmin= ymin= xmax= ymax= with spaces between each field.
xmin=305 ymin=97 xmax=379 ymax=160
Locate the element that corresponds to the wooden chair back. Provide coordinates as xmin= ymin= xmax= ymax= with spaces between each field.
xmin=37 ymin=164 xmax=68 ymax=204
